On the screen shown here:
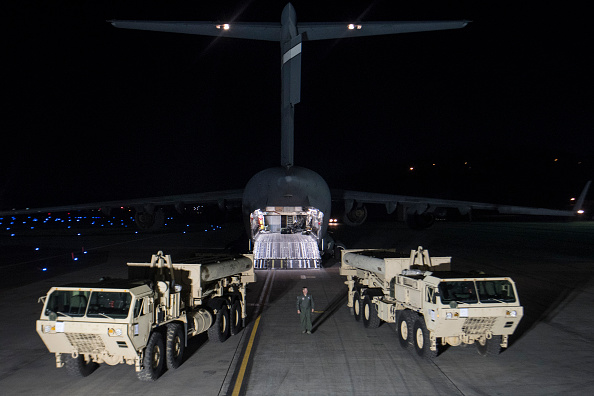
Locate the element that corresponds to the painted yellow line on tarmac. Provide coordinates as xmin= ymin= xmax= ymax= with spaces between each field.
xmin=232 ymin=315 xmax=262 ymax=396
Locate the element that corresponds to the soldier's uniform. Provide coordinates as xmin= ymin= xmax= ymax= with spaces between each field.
xmin=296 ymin=291 xmax=314 ymax=333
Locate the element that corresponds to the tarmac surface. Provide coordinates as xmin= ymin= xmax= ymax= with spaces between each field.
xmin=1 ymin=220 xmax=593 ymax=395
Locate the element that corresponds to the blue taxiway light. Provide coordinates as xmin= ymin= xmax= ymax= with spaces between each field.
xmin=42 ymin=268 xmax=47 ymax=271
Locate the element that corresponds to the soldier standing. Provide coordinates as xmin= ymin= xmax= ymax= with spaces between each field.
xmin=297 ymin=286 xmax=314 ymax=334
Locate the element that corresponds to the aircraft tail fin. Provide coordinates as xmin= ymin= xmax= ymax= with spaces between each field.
xmin=109 ymin=5 xmax=469 ymax=170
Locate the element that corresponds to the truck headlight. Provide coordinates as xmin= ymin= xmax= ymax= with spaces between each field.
xmin=446 ymin=312 xmax=453 ymax=319
xmin=43 ymin=324 xmax=53 ymax=333
xmin=108 ymin=328 xmax=123 ymax=337
xmin=506 ymin=310 xmax=517 ymax=317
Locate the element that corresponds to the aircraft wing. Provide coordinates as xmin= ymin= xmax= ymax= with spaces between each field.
xmin=332 ymin=180 xmax=590 ymax=227
xmin=0 ymin=189 xmax=244 ymax=217
xmin=332 ymin=189 xmax=581 ymax=216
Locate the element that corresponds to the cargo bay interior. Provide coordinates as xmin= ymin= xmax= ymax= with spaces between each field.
xmin=250 ymin=207 xmax=322 ymax=269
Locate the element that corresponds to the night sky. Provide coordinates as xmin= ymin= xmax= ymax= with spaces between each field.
xmin=3 ymin=1 xmax=593 ymax=211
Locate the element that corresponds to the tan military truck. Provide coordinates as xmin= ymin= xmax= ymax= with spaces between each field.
xmin=340 ymin=246 xmax=523 ymax=358
xmin=36 ymin=251 xmax=255 ymax=380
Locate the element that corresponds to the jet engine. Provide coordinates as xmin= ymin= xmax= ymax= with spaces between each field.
xmin=343 ymin=205 xmax=368 ymax=226
xmin=134 ymin=209 xmax=165 ymax=231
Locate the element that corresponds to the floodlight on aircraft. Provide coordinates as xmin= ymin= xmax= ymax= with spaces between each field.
xmin=216 ymin=24 xmax=230 ymax=30
xmin=577 ymin=210 xmax=585 ymax=214
xmin=348 ymin=24 xmax=362 ymax=30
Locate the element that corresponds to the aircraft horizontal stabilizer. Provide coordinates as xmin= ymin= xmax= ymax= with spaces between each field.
xmin=109 ymin=20 xmax=281 ymax=41
xmin=108 ymin=20 xmax=470 ymax=43
xmin=297 ymin=20 xmax=470 ymax=41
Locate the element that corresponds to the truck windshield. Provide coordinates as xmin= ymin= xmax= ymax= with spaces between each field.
xmin=45 ymin=290 xmax=132 ymax=319
xmin=438 ymin=281 xmax=478 ymax=304
xmin=439 ymin=280 xmax=516 ymax=304
xmin=87 ymin=291 xmax=132 ymax=319
xmin=476 ymin=279 xmax=516 ymax=303
xmin=46 ymin=290 xmax=91 ymax=317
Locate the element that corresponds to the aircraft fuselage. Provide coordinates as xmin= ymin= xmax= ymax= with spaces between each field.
xmin=242 ymin=166 xmax=331 ymax=268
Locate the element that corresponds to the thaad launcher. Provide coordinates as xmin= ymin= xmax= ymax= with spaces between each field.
xmin=36 ymin=251 xmax=255 ymax=380
xmin=340 ymin=247 xmax=523 ymax=358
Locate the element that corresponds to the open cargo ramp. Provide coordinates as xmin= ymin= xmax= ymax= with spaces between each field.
xmin=253 ymin=233 xmax=321 ymax=269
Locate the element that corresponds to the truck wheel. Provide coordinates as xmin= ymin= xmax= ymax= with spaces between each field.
xmin=353 ymin=291 xmax=361 ymax=322
xmin=397 ymin=311 xmax=412 ymax=348
xmin=166 ymin=323 xmax=185 ymax=369
xmin=208 ymin=304 xmax=230 ymax=343
xmin=476 ymin=335 xmax=502 ymax=356
xmin=413 ymin=318 xmax=438 ymax=359
xmin=362 ymin=295 xmax=380 ymax=329
xmin=138 ymin=331 xmax=165 ymax=381
xmin=64 ymin=354 xmax=99 ymax=377
xmin=230 ymin=300 xmax=242 ymax=336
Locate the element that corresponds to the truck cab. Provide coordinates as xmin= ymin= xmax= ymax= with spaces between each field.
xmin=37 ymin=280 xmax=155 ymax=373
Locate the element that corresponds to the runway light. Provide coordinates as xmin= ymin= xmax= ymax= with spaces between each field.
xmin=42 ymin=268 xmax=47 ymax=272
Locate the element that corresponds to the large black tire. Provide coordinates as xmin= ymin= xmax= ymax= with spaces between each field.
xmin=230 ymin=300 xmax=242 ymax=336
xmin=137 ymin=332 xmax=165 ymax=381
xmin=413 ymin=318 xmax=438 ymax=359
xmin=165 ymin=323 xmax=185 ymax=369
xmin=64 ymin=354 xmax=99 ymax=377
xmin=353 ymin=291 xmax=362 ymax=322
xmin=207 ymin=304 xmax=230 ymax=343
xmin=362 ymin=295 xmax=380 ymax=329
xmin=476 ymin=335 xmax=502 ymax=356
xmin=397 ymin=311 xmax=412 ymax=348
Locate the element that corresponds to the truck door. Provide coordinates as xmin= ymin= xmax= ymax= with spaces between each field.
xmin=425 ymin=286 xmax=438 ymax=323
xmin=131 ymin=297 xmax=152 ymax=349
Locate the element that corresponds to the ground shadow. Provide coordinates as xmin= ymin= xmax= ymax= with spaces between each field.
xmin=312 ymin=289 xmax=348 ymax=332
